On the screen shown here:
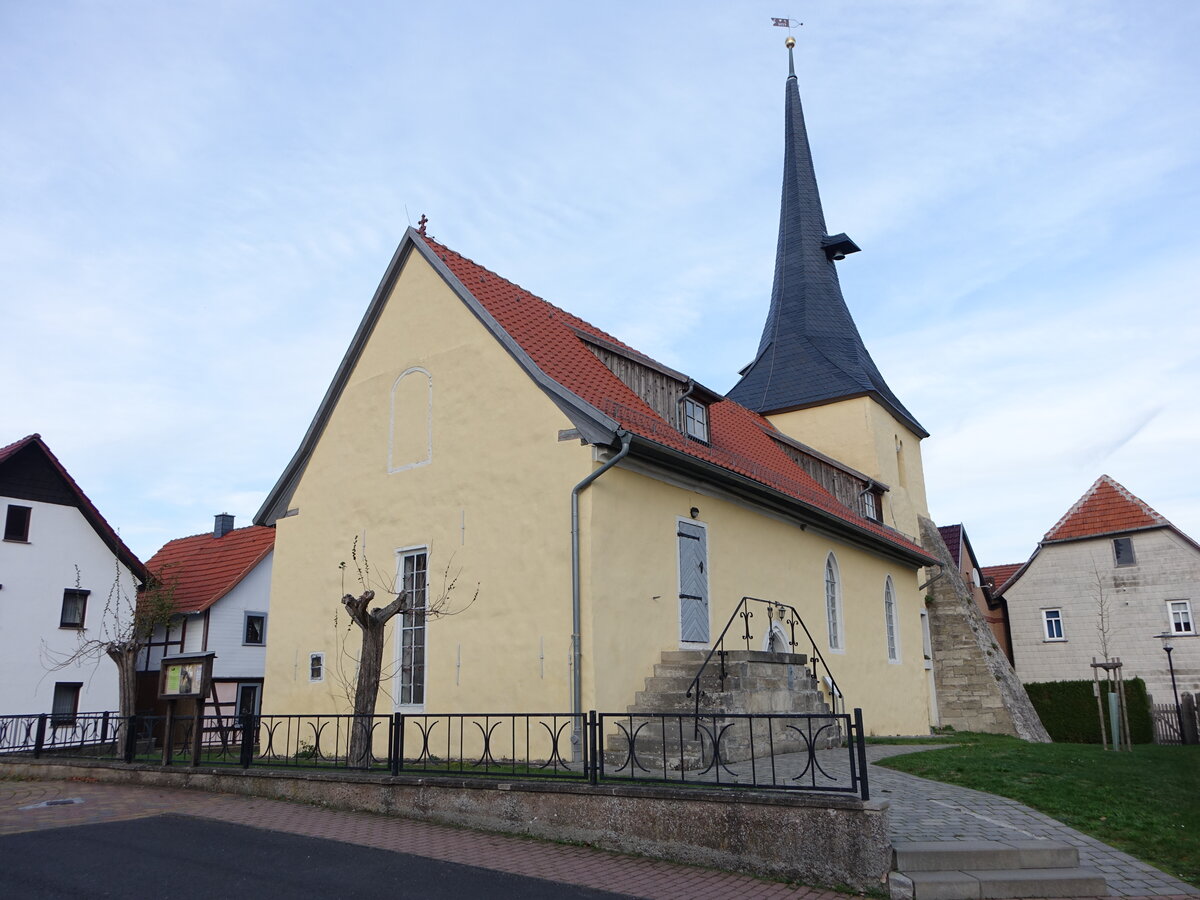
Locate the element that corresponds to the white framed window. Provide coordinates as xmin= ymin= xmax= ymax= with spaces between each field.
xmin=862 ymin=491 xmax=878 ymax=521
xmin=396 ymin=547 xmax=429 ymax=707
xmin=1168 ymin=600 xmax=1194 ymax=635
xmin=883 ymin=576 xmax=900 ymax=662
xmin=309 ymin=653 xmax=324 ymax=682
xmin=243 ymin=612 xmax=267 ymax=646
xmin=1043 ymin=608 xmax=1065 ymax=641
xmin=1113 ymin=537 xmax=1136 ymax=567
xmin=825 ymin=553 xmax=844 ymax=652
xmin=683 ymin=398 xmax=709 ymax=443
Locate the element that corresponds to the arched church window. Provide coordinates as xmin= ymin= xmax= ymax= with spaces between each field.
xmin=825 ymin=553 xmax=843 ymax=651
xmin=884 ymin=576 xmax=900 ymax=662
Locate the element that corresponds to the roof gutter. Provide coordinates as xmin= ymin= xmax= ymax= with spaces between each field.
xmin=570 ymin=430 xmax=632 ymax=755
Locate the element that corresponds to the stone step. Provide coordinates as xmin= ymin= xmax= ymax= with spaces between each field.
xmin=893 ymin=867 xmax=1107 ymax=899
xmin=652 ymin=660 xmax=815 ymax=681
xmin=629 ymin=693 xmax=834 ymax=717
xmin=893 ymin=840 xmax=1079 ymax=872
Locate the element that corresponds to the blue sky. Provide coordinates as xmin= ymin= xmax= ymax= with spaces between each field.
xmin=3 ymin=1 xmax=1198 ymax=568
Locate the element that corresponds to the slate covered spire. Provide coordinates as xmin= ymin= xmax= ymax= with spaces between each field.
xmin=727 ymin=40 xmax=927 ymax=438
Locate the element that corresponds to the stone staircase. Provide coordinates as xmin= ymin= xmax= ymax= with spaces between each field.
xmin=889 ymin=840 xmax=1108 ymax=899
xmin=603 ymin=649 xmax=842 ymax=772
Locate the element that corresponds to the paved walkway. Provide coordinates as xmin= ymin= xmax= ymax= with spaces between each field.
xmin=853 ymin=746 xmax=1196 ymax=898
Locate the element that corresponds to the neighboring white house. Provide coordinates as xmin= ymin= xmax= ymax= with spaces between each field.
xmin=136 ymin=515 xmax=274 ymax=718
xmin=995 ymin=475 xmax=1200 ymax=702
xmin=0 ymin=433 xmax=148 ymax=718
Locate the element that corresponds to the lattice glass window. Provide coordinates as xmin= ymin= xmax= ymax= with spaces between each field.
xmin=862 ymin=491 xmax=878 ymax=521
xmin=1043 ymin=609 xmax=1065 ymax=641
xmin=883 ymin=576 xmax=899 ymax=662
xmin=1169 ymin=600 xmax=1194 ymax=635
xmin=309 ymin=653 xmax=324 ymax=682
xmin=397 ymin=549 xmax=429 ymax=706
xmin=683 ymin=398 xmax=709 ymax=443
xmin=825 ymin=554 xmax=843 ymax=651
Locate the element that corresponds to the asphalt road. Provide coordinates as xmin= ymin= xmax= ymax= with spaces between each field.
xmin=0 ymin=814 xmax=630 ymax=899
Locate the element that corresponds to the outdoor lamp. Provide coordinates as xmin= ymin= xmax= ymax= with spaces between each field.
xmin=1157 ymin=632 xmax=1184 ymax=742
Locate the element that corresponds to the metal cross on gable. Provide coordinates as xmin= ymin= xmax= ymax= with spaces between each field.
xmin=417 ymin=214 xmax=428 ymax=235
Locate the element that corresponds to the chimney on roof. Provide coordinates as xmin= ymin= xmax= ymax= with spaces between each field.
xmin=214 ymin=513 xmax=235 ymax=538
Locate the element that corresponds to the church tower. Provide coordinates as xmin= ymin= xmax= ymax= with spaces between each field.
xmin=727 ymin=37 xmax=930 ymax=539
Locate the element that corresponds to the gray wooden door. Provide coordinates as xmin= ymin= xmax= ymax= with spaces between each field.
xmin=678 ymin=522 xmax=709 ymax=642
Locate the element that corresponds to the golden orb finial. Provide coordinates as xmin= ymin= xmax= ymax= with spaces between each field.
xmin=785 ymin=36 xmax=795 ymax=49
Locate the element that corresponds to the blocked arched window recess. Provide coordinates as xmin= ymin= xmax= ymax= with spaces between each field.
xmin=388 ymin=367 xmax=432 ymax=473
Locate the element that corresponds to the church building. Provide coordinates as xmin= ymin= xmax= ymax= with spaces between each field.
xmin=255 ymin=41 xmax=943 ymax=736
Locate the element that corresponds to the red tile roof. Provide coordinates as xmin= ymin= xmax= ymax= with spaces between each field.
xmin=421 ymin=236 xmax=931 ymax=562
xmin=981 ymin=563 xmax=1022 ymax=595
xmin=0 ymin=433 xmax=149 ymax=582
xmin=145 ymin=525 xmax=274 ymax=615
xmin=1043 ymin=475 xmax=1168 ymax=543
xmin=937 ymin=524 xmax=963 ymax=567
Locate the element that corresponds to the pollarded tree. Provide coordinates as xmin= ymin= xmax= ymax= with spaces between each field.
xmin=338 ymin=538 xmax=476 ymax=767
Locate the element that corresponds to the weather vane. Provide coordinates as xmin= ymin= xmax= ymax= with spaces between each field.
xmin=771 ymin=17 xmax=803 ymax=33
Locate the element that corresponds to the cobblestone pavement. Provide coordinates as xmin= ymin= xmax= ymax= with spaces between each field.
xmin=813 ymin=745 xmax=1197 ymax=899
xmin=0 ymin=777 xmax=840 ymax=900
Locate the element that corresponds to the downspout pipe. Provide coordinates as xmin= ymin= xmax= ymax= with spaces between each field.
xmin=570 ymin=430 xmax=632 ymax=751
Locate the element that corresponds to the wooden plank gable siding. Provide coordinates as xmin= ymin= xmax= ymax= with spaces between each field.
xmin=772 ymin=439 xmax=875 ymax=519
xmin=586 ymin=344 xmax=688 ymax=431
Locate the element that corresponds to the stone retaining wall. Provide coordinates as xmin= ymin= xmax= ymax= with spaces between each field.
xmin=1 ymin=758 xmax=891 ymax=891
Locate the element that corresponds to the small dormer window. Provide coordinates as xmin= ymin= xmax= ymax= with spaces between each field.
xmin=683 ymin=398 xmax=708 ymax=443
xmin=862 ymin=491 xmax=877 ymax=521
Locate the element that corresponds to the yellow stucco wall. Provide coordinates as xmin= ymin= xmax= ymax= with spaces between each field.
xmin=768 ymin=398 xmax=929 ymax=540
xmin=262 ymin=249 xmax=594 ymax=717
xmin=263 ymin=247 xmax=932 ymax=737
xmin=582 ymin=462 xmax=932 ymax=735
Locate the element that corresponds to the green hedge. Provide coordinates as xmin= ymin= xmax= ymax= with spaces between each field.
xmin=1025 ymin=678 xmax=1153 ymax=744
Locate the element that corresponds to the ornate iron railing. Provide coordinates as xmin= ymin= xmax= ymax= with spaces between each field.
xmin=0 ymin=708 xmax=870 ymax=799
xmin=0 ymin=712 xmax=126 ymax=761
xmin=594 ymin=709 xmax=869 ymax=798
xmin=686 ymin=596 xmax=846 ymax=719
xmin=391 ymin=713 xmax=586 ymax=779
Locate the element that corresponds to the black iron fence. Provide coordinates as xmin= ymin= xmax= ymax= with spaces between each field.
xmin=0 ymin=708 xmax=870 ymax=799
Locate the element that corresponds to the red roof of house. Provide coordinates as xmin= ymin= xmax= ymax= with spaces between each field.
xmin=421 ymin=236 xmax=930 ymax=561
xmin=1043 ymin=475 xmax=1168 ymax=543
xmin=0 ymin=433 xmax=149 ymax=582
xmin=937 ymin=524 xmax=963 ymax=567
xmin=981 ymin=563 xmax=1021 ymax=594
xmin=145 ymin=525 xmax=274 ymax=615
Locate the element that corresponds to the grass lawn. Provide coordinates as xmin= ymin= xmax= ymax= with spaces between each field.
xmin=873 ymin=733 xmax=1200 ymax=887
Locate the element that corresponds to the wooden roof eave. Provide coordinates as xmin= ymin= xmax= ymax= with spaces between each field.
xmin=622 ymin=433 xmax=936 ymax=569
